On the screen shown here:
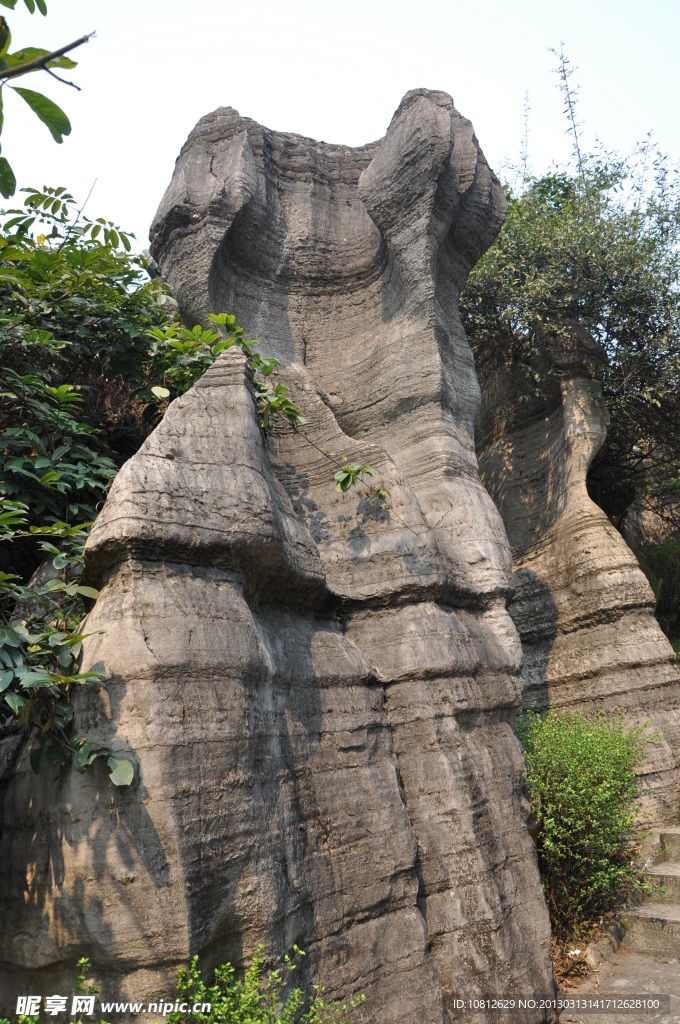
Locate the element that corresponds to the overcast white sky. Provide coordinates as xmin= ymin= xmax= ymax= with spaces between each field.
xmin=4 ymin=0 xmax=679 ymax=247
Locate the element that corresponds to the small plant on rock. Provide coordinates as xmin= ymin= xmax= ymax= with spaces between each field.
xmin=143 ymin=312 xmax=306 ymax=432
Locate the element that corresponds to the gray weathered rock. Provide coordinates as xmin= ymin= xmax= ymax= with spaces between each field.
xmin=476 ymin=323 xmax=680 ymax=823
xmin=0 ymin=91 xmax=557 ymax=1021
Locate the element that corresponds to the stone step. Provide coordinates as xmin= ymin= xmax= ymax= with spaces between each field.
xmin=646 ymin=862 xmax=680 ymax=903
xmin=620 ymin=902 xmax=680 ymax=958
xmin=658 ymin=826 xmax=680 ymax=862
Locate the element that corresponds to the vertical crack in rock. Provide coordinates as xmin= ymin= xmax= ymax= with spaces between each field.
xmin=476 ymin=322 xmax=680 ymax=823
xmin=0 ymin=91 xmax=558 ymax=1023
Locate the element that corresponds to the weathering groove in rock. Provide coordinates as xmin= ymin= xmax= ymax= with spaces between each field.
xmin=0 ymin=91 xmax=556 ymax=1022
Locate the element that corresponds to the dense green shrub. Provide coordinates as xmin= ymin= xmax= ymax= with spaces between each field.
xmin=0 ymin=950 xmax=364 ymax=1024
xmin=168 ymin=947 xmax=364 ymax=1024
xmin=0 ymin=186 xmax=171 ymax=494
xmin=517 ymin=709 xmax=647 ymax=936
xmin=640 ymin=539 xmax=680 ymax=654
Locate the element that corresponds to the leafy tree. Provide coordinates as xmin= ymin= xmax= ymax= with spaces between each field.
xmin=461 ymin=57 xmax=680 ymax=542
xmin=0 ymin=189 xmax=166 ymax=784
xmin=0 ymin=0 xmax=93 ymax=197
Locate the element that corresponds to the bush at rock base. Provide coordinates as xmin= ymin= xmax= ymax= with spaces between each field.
xmin=517 ymin=709 xmax=648 ymax=937
xmin=168 ymin=947 xmax=364 ymax=1024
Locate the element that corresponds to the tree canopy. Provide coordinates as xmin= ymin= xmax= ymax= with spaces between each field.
xmin=461 ymin=142 xmax=680 ymax=538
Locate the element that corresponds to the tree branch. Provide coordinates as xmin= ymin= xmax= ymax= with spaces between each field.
xmin=46 ymin=68 xmax=81 ymax=91
xmin=0 ymin=32 xmax=94 ymax=82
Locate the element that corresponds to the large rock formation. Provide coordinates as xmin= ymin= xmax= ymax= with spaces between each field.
xmin=0 ymin=91 xmax=557 ymax=1021
xmin=476 ymin=324 xmax=680 ymax=823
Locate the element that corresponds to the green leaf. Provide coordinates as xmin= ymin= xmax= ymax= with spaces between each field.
xmin=4 ymin=47 xmax=77 ymax=74
xmin=0 ymin=625 xmax=20 ymax=647
xmin=12 ymin=87 xmax=71 ymax=143
xmin=73 ymin=740 xmax=95 ymax=773
xmin=39 ymin=470 xmax=62 ymax=485
xmin=0 ymin=669 xmax=14 ymax=691
xmin=150 ymin=385 xmax=170 ymax=399
xmin=108 ymin=755 xmax=134 ymax=786
xmin=75 ymin=585 xmax=99 ymax=600
xmin=0 ymin=2 xmax=18 ymax=11
xmin=0 ymin=156 xmax=16 ymax=199
xmin=20 ymin=669 xmax=52 ymax=687
xmin=0 ymin=16 xmax=10 ymax=57
xmin=35 ymin=0 xmax=47 ymax=14
xmin=4 ymin=690 xmax=25 ymax=712
xmin=30 ymin=742 xmax=54 ymax=775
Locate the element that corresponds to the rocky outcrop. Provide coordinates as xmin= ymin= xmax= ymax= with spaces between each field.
xmin=0 ymin=91 xmax=557 ymax=1021
xmin=476 ymin=323 xmax=680 ymax=823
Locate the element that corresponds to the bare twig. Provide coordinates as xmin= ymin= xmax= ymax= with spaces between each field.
xmin=520 ymin=90 xmax=530 ymax=191
xmin=57 ymin=178 xmax=96 ymax=253
xmin=550 ymin=43 xmax=585 ymax=187
xmin=0 ymin=32 xmax=94 ymax=82
xmin=72 ymin=178 xmax=96 ymax=231
xmin=46 ymin=68 xmax=81 ymax=91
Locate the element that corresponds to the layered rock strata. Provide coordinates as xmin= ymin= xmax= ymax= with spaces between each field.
xmin=476 ymin=324 xmax=680 ymax=822
xmin=0 ymin=91 xmax=556 ymax=1021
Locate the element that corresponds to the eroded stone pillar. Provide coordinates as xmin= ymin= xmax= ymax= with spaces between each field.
xmin=0 ymin=91 xmax=556 ymax=1023
xmin=476 ymin=323 xmax=680 ymax=823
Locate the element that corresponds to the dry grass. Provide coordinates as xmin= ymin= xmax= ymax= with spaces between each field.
xmin=551 ymin=936 xmax=592 ymax=987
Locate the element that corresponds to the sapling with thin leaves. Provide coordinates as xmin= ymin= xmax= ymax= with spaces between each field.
xmin=167 ymin=945 xmax=365 ymax=1024
xmin=142 ymin=313 xmax=306 ymax=432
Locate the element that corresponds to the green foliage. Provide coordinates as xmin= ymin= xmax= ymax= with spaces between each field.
xmin=639 ymin=539 xmax=680 ymax=654
xmin=0 ymin=502 xmax=135 ymax=784
xmin=517 ymin=709 xmax=648 ymax=936
xmin=0 ymin=0 xmax=91 ymax=196
xmin=1 ymin=186 xmax=166 ymax=375
xmin=0 ymin=188 xmax=158 ymax=784
xmin=0 ymin=367 xmax=117 ymax=522
xmin=0 ymin=0 xmax=48 ymax=14
xmin=461 ymin=95 xmax=680 ymax=540
xmin=169 ymin=947 xmax=364 ymax=1024
xmin=334 ymin=463 xmax=375 ymax=493
xmin=0 ymin=187 xmax=170 ymax=478
xmin=142 ymin=312 xmax=307 ymax=433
